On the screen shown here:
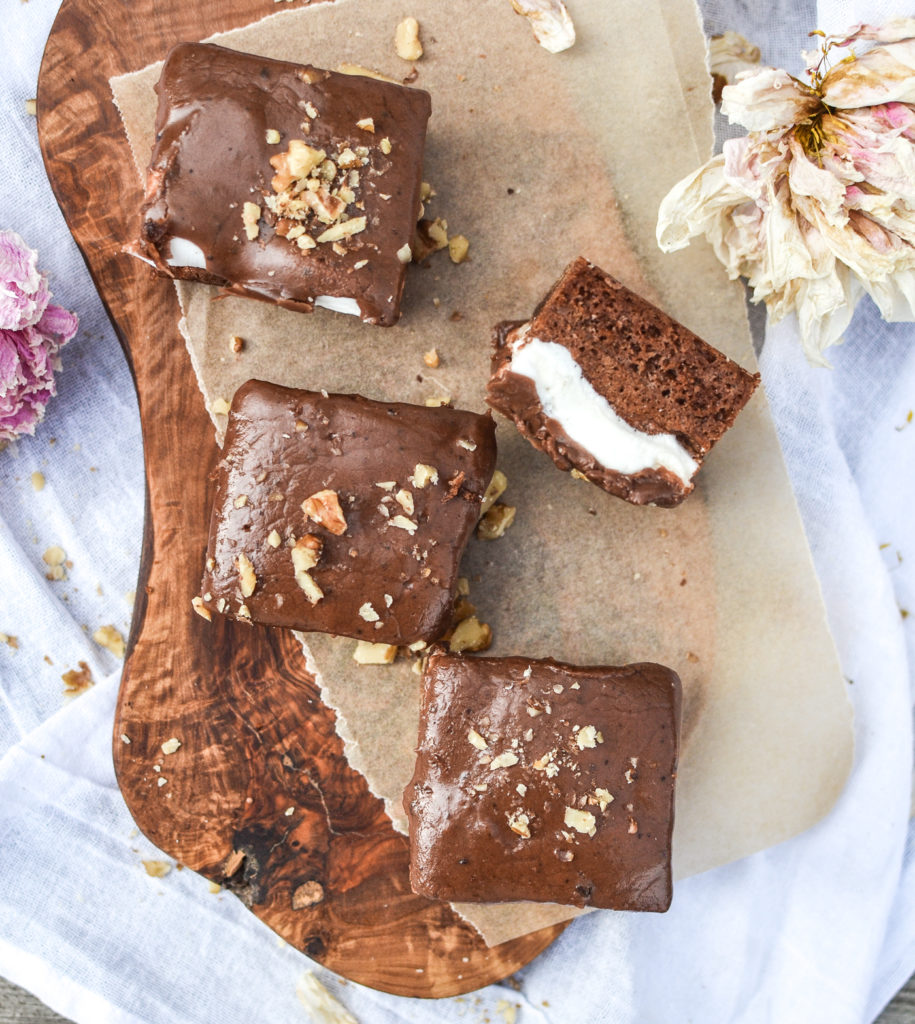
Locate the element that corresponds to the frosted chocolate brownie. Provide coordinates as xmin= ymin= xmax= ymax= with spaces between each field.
xmin=486 ymin=257 xmax=760 ymax=506
xmin=197 ymin=380 xmax=497 ymax=645
xmin=404 ymin=651 xmax=681 ymax=911
xmin=137 ymin=43 xmax=431 ymax=326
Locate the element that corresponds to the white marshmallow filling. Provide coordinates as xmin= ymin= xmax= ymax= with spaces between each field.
xmin=508 ymin=329 xmax=699 ymax=485
xmin=163 ymin=239 xmax=362 ymax=318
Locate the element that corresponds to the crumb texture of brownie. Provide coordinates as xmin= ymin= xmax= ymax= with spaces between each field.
xmin=487 ymin=257 xmax=759 ymax=506
xmin=197 ymin=380 xmax=497 ymax=645
xmin=138 ymin=43 xmax=431 ymax=326
xmin=404 ymin=651 xmax=682 ymax=911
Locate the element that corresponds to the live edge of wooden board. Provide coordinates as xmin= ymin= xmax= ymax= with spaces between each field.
xmin=36 ymin=0 xmax=567 ymax=999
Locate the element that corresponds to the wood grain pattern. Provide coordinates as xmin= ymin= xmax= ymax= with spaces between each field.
xmin=36 ymin=0 xmax=565 ymax=998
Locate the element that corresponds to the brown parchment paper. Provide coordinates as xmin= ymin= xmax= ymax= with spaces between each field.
xmin=112 ymin=0 xmax=854 ymax=948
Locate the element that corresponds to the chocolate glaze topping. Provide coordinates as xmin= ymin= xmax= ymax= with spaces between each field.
xmin=405 ymin=651 xmax=682 ymax=911
xmin=487 ymin=257 xmax=760 ymax=506
xmin=198 ymin=380 xmax=497 ymax=645
xmin=138 ymin=43 xmax=431 ymax=326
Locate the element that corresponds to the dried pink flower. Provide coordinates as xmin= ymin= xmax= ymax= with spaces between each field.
xmin=658 ymin=21 xmax=915 ymax=365
xmin=0 ymin=231 xmax=78 ymax=442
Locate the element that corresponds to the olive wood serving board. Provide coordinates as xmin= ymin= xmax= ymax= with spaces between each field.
xmin=36 ymin=0 xmax=565 ymax=998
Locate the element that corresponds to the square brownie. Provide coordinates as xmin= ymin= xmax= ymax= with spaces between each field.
xmin=486 ymin=257 xmax=759 ymax=506
xmin=404 ymin=651 xmax=681 ymax=911
xmin=196 ymin=380 xmax=497 ymax=645
xmin=137 ymin=43 xmax=431 ymax=326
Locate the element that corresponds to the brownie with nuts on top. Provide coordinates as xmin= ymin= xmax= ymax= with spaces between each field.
xmin=404 ymin=651 xmax=681 ymax=910
xmin=136 ymin=43 xmax=431 ymax=326
xmin=487 ymin=257 xmax=759 ymax=506
xmin=195 ymin=380 xmax=497 ymax=645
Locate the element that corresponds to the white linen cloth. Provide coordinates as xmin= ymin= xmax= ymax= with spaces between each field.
xmin=0 ymin=1 xmax=913 ymax=1021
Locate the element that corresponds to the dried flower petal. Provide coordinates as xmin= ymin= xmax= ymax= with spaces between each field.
xmin=509 ymin=0 xmax=575 ymax=54
xmin=658 ymin=21 xmax=915 ymax=364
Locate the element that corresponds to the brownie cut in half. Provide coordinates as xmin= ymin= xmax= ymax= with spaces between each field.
xmin=137 ymin=43 xmax=432 ymax=326
xmin=486 ymin=257 xmax=760 ymax=507
xmin=404 ymin=651 xmax=682 ymax=911
xmin=197 ymin=380 xmax=497 ymax=645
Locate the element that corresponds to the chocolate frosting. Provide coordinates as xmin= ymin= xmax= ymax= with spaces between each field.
xmin=198 ymin=380 xmax=497 ymax=645
xmin=138 ymin=43 xmax=431 ymax=326
xmin=405 ymin=651 xmax=682 ymax=911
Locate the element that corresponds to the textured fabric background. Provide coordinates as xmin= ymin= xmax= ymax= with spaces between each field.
xmin=0 ymin=2 xmax=913 ymax=1022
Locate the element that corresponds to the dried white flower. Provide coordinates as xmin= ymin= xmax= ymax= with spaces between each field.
xmin=658 ymin=22 xmax=915 ymax=365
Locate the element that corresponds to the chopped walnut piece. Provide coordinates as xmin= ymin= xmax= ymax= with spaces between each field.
xmin=480 ymin=471 xmax=508 ymax=518
xmin=395 ymin=16 xmax=423 ymax=61
xmin=356 ymin=117 xmax=375 ymax=132
xmin=628 ymin=817 xmax=639 ymax=834
xmin=211 ymin=397 xmax=231 ymax=416
xmin=576 ymin=725 xmax=602 ymax=750
xmin=315 ymin=216 xmax=367 ymax=244
xmin=267 ymin=530 xmax=282 ymax=548
xmin=564 ymin=806 xmax=597 ymax=837
xmin=161 ymin=737 xmax=181 ymax=755
xmin=358 ymin=602 xmax=380 ymax=623
xmin=43 ymin=545 xmax=66 ymax=567
xmin=191 ymin=596 xmax=212 ymax=621
xmin=507 ymin=811 xmax=531 ymax=838
xmin=25 ymin=98 xmax=37 ymax=116
xmin=394 ymin=489 xmax=414 ymax=515
xmin=448 ymin=615 xmax=492 ymax=653
xmin=233 ymin=494 xmax=248 ymax=509
xmin=467 ymin=729 xmax=488 ymax=750
xmin=236 ymin=553 xmax=257 ymax=598
xmin=409 ymin=463 xmax=439 ymax=488
xmin=292 ymin=880 xmax=325 ymax=909
xmin=31 ymin=471 xmax=45 ymax=491
xmin=389 ymin=514 xmax=417 ymax=535
xmin=420 ymin=181 xmax=435 ymax=201
xmin=291 ymin=535 xmax=323 ymax=572
xmin=478 ymin=503 xmax=516 ymax=540
xmin=396 ymin=242 xmax=413 ymax=264
xmin=423 ymin=348 xmax=440 ymax=368
xmin=353 ymin=640 xmax=397 ymax=664
xmin=291 ymin=537 xmax=324 ymax=604
xmin=448 ymin=234 xmax=470 ymax=263
xmin=302 ymin=490 xmax=347 ymax=535
xmin=380 ymin=136 xmax=392 ymax=155
xmin=594 ymin=788 xmax=614 ymax=812
xmin=242 ymin=202 xmax=261 ymax=241
xmin=229 ymin=334 xmax=245 ymax=354
xmin=490 ymin=751 xmax=520 ymax=770
xmin=142 ymin=860 xmax=172 ymax=878
xmin=62 ymin=661 xmax=94 ymax=697
xmin=269 ymin=140 xmax=326 ymax=190
xmin=265 ymin=128 xmax=281 ymax=145
xmin=93 ymin=624 xmax=126 ymax=658
xmin=336 ymin=62 xmax=402 ymax=84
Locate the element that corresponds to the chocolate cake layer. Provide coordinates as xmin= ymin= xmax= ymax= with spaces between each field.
xmin=404 ymin=651 xmax=681 ymax=911
xmin=137 ymin=43 xmax=431 ymax=326
xmin=197 ymin=380 xmax=497 ymax=645
xmin=486 ymin=257 xmax=760 ymax=506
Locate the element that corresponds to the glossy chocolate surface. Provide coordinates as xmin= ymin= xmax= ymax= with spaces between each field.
xmin=198 ymin=380 xmax=497 ymax=645
xmin=138 ymin=43 xmax=431 ymax=326
xmin=405 ymin=652 xmax=681 ymax=911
